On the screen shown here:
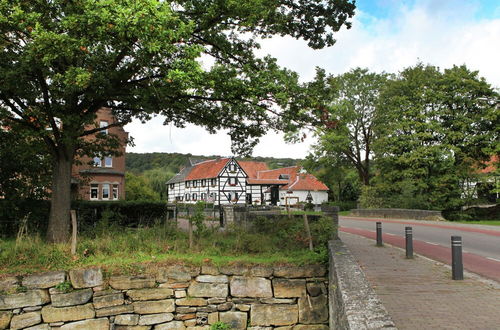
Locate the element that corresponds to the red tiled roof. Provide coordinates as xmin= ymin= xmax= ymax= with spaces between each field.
xmin=238 ymin=161 xmax=269 ymax=178
xmin=257 ymin=166 xmax=300 ymax=180
xmin=247 ymin=178 xmax=288 ymax=185
xmin=478 ymin=155 xmax=498 ymax=174
xmin=185 ymin=158 xmax=230 ymax=180
xmin=287 ymin=173 xmax=329 ymax=191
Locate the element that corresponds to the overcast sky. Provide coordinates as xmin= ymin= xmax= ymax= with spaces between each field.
xmin=125 ymin=0 xmax=500 ymax=159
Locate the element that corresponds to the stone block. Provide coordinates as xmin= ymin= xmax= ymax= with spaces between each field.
xmin=156 ymin=265 xmax=200 ymax=283
xmin=175 ymin=290 xmax=186 ymax=298
xmin=134 ymin=300 xmax=175 ymax=314
xmin=0 ymin=290 xmax=50 ymax=310
xmin=155 ymin=321 xmax=186 ymax=329
xmin=93 ymin=289 xmax=120 ymax=297
xmin=160 ymin=283 xmax=189 ymax=289
xmin=95 ymin=304 xmax=133 ymax=317
xmin=298 ymin=295 xmax=328 ymax=324
xmin=0 ymin=277 xmax=19 ymax=294
xmin=273 ymin=265 xmax=326 ymax=278
xmin=200 ymin=265 xmax=218 ymax=275
xmin=183 ymin=319 xmax=196 ymax=326
xmin=23 ymin=306 xmax=42 ymax=312
xmin=247 ymin=327 xmax=272 ymax=330
xmin=128 ymin=288 xmax=174 ymax=301
xmin=260 ymin=298 xmax=295 ymax=304
xmin=175 ymin=313 xmax=195 ymax=321
xmin=206 ymin=298 xmax=226 ymax=304
xmin=41 ymin=303 xmax=95 ymax=323
xmin=60 ymin=317 xmax=109 ymax=329
xmin=235 ymin=304 xmax=250 ymax=312
xmin=195 ymin=275 xmax=228 ymax=284
xmin=196 ymin=306 xmax=217 ymax=313
xmin=115 ymin=326 xmax=151 ymax=330
xmin=0 ymin=311 xmax=12 ymax=330
xmin=207 ymin=312 xmax=218 ymax=325
xmin=250 ymin=304 xmax=298 ymax=326
xmin=115 ymin=314 xmax=140 ymax=325
xmin=216 ymin=302 xmax=233 ymax=312
xmin=51 ymin=288 xmax=93 ymax=307
xmin=273 ymin=279 xmax=306 ymax=298
xmin=68 ymin=268 xmax=103 ymax=288
xmin=10 ymin=311 xmax=41 ymax=329
xmin=219 ymin=311 xmax=247 ymax=329
xmin=293 ymin=325 xmax=329 ymax=330
xmin=230 ymin=277 xmax=272 ymax=298
xmin=23 ymin=324 xmax=49 ymax=330
xmin=109 ymin=276 xmax=156 ymax=290
xmin=175 ymin=298 xmax=207 ymax=306
xmin=249 ymin=265 xmax=273 ymax=277
xmin=218 ymin=264 xmax=250 ymax=276
xmin=187 ymin=282 xmax=227 ymax=298
xmin=93 ymin=292 xmax=124 ymax=309
xmin=176 ymin=307 xmax=196 ymax=313
xmin=22 ymin=271 xmax=66 ymax=289
xmin=139 ymin=313 xmax=174 ymax=325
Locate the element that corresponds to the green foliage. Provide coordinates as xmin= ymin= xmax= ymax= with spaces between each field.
xmin=210 ymin=322 xmax=230 ymax=330
xmin=125 ymin=173 xmax=161 ymax=201
xmin=54 ymin=281 xmax=73 ymax=293
xmin=190 ymin=202 xmax=208 ymax=238
xmin=0 ymin=199 xmax=51 ymax=238
xmin=373 ymin=63 xmax=499 ymax=211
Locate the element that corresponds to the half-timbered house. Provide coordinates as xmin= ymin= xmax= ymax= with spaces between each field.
xmin=166 ymin=158 xmax=329 ymax=206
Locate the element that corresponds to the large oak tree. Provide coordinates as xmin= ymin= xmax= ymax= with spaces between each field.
xmin=0 ymin=0 xmax=355 ymax=242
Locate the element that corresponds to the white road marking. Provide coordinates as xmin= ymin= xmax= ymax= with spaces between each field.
xmin=487 ymin=257 xmax=500 ymax=262
xmin=425 ymin=241 xmax=439 ymax=246
xmin=385 ymin=233 xmax=396 ymax=236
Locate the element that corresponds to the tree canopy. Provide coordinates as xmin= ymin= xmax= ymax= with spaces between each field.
xmin=0 ymin=0 xmax=355 ymax=242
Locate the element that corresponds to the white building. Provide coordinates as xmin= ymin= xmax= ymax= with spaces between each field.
xmin=166 ymin=158 xmax=329 ymax=206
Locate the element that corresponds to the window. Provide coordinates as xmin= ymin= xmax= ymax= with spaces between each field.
xmin=100 ymin=121 xmax=108 ymax=134
xmin=176 ymin=196 xmax=183 ymax=201
xmin=192 ymin=193 xmax=197 ymax=201
xmin=234 ymin=192 xmax=238 ymax=201
xmin=93 ymin=157 xmax=102 ymax=167
xmin=201 ymin=179 xmax=206 ymax=187
xmin=185 ymin=193 xmax=190 ymax=201
xmin=228 ymin=164 xmax=236 ymax=172
xmin=169 ymin=183 xmax=174 ymax=189
xmin=185 ymin=181 xmax=190 ymax=188
xmin=102 ymin=184 xmax=110 ymax=200
xmin=229 ymin=177 xmax=238 ymax=186
xmin=227 ymin=193 xmax=232 ymax=201
xmin=90 ymin=184 xmax=99 ymax=200
xmin=112 ymin=185 xmax=119 ymax=200
xmin=201 ymin=193 xmax=207 ymax=200
xmin=211 ymin=178 xmax=216 ymax=187
xmin=193 ymin=180 xmax=197 ymax=188
xmin=104 ymin=156 xmax=112 ymax=167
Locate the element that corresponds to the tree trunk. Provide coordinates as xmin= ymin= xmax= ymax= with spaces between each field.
xmin=46 ymin=148 xmax=74 ymax=243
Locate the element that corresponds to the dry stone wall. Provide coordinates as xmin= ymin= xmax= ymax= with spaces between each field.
xmin=0 ymin=264 xmax=328 ymax=329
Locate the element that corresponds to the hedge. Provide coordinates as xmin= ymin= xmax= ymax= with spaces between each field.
xmin=0 ymin=200 xmax=172 ymax=238
xmin=322 ymin=200 xmax=357 ymax=212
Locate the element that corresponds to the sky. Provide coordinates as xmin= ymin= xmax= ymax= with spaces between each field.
xmin=125 ymin=0 xmax=500 ymax=159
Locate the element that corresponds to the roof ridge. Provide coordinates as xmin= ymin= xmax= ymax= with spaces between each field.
xmin=256 ymin=165 xmax=300 ymax=173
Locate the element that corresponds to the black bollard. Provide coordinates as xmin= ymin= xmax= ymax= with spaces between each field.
xmin=376 ymin=222 xmax=383 ymax=246
xmin=451 ymin=236 xmax=464 ymax=280
xmin=405 ymin=227 xmax=413 ymax=259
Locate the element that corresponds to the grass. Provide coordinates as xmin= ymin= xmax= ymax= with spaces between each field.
xmin=451 ymin=220 xmax=500 ymax=226
xmin=0 ymin=215 xmax=334 ymax=277
xmin=280 ymin=210 xmax=323 ymax=216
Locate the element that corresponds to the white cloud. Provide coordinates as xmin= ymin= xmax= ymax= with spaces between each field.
xmin=127 ymin=1 xmax=500 ymax=158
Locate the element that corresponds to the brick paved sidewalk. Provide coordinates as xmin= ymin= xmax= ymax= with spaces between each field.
xmin=340 ymin=232 xmax=500 ymax=330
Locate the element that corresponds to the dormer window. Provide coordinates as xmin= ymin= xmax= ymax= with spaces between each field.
xmin=228 ymin=164 xmax=237 ymax=172
xmin=185 ymin=181 xmax=190 ymax=188
xmin=201 ymin=179 xmax=206 ymax=187
xmin=193 ymin=180 xmax=197 ymax=188
xmin=211 ymin=178 xmax=216 ymax=186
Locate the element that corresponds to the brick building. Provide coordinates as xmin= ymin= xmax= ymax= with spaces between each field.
xmin=71 ymin=108 xmax=128 ymax=201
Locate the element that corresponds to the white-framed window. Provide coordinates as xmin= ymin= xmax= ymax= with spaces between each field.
xmin=185 ymin=181 xmax=190 ymax=188
xmin=176 ymin=196 xmax=183 ymax=201
xmin=104 ymin=156 xmax=112 ymax=167
xmin=169 ymin=183 xmax=174 ymax=189
xmin=93 ymin=157 xmax=102 ymax=167
xmin=90 ymin=184 xmax=99 ymax=200
xmin=185 ymin=193 xmax=190 ymax=201
xmin=201 ymin=193 xmax=207 ymax=200
xmin=112 ymin=185 xmax=119 ymax=200
xmin=192 ymin=193 xmax=197 ymax=201
xmin=228 ymin=164 xmax=236 ymax=172
xmin=102 ymin=184 xmax=110 ymax=200
xmin=193 ymin=180 xmax=197 ymax=188
xmin=201 ymin=179 xmax=206 ymax=187
xmin=211 ymin=178 xmax=216 ymax=187
xmin=100 ymin=120 xmax=108 ymax=134
xmin=229 ymin=177 xmax=238 ymax=186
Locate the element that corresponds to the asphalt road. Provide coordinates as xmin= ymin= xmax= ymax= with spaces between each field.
xmin=339 ymin=216 xmax=500 ymax=282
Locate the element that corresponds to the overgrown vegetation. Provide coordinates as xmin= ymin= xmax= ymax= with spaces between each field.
xmin=0 ymin=213 xmax=334 ymax=276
